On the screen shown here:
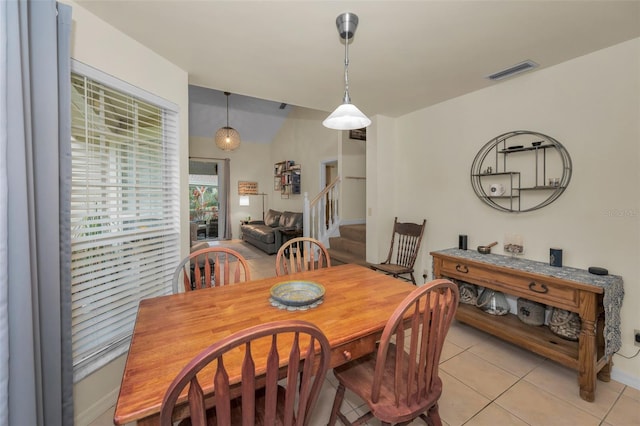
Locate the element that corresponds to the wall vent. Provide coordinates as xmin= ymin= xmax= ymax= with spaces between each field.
xmin=486 ymin=60 xmax=538 ymax=81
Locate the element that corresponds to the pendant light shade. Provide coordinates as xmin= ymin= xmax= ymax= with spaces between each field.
xmin=215 ymin=92 xmax=241 ymax=151
xmin=323 ymin=12 xmax=371 ymax=131
xmin=323 ymin=103 xmax=371 ymax=130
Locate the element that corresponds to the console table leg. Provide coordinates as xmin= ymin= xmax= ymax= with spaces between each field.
xmin=578 ymin=292 xmax=597 ymax=402
xmin=597 ymin=359 xmax=613 ymax=382
xmin=596 ymin=307 xmax=612 ymax=382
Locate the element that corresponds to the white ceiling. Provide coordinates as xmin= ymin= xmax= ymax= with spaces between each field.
xmin=77 ymin=0 xmax=640 ymax=120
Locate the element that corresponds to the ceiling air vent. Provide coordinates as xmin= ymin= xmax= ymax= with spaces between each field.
xmin=486 ymin=60 xmax=538 ymax=81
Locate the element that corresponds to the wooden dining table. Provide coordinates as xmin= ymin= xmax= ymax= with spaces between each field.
xmin=113 ymin=263 xmax=417 ymax=425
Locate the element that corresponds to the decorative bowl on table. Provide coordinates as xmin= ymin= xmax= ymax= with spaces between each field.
xmin=270 ymin=281 xmax=325 ymax=310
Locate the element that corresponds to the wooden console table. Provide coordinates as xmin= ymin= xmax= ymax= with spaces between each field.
xmin=431 ymin=248 xmax=624 ymax=402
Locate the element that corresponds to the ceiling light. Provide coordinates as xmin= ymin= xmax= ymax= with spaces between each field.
xmin=323 ymin=12 xmax=371 ymax=131
xmin=215 ymin=92 xmax=241 ymax=151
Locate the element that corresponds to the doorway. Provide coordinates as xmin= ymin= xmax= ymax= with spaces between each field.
xmin=189 ymin=160 xmax=221 ymax=240
xmin=320 ymin=159 xmax=338 ymax=227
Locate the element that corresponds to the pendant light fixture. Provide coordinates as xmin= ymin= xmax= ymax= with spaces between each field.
xmin=323 ymin=12 xmax=371 ymax=131
xmin=215 ymin=92 xmax=241 ymax=151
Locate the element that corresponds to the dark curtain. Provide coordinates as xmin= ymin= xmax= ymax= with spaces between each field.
xmin=224 ymin=158 xmax=232 ymax=239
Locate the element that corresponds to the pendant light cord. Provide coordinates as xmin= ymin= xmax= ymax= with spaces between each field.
xmin=343 ymin=37 xmax=351 ymax=104
xmin=224 ymin=92 xmax=230 ymax=138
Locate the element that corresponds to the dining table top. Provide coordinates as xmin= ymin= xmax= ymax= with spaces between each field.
xmin=113 ymin=263 xmax=418 ymax=425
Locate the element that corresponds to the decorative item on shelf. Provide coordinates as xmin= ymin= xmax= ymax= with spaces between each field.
xmin=550 ymin=248 xmax=563 ymax=267
xmin=517 ymin=298 xmax=546 ymax=326
xmin=322 ymin=12 xmax=371 ymax=131
xmin=214 ymin=92 xmax=241 ymax=151
xmin=588 ymin=266 xmax=608 ymax=276
xmin=476 ymin=289 xmax=509 ymax=315
xmin=458 ymin=234 xmax=468 ymax=250
xmin=548 ymin=177 xmax=560 ymax=187
xmin=549 ymin=308 xmax=581 ymax=341
xmin=504 ymin=233 xmax=524 ymax=256
xmin=274 ymin=160 xmax=301 ymax=197
xmin=477 ymin=241 xmax=497 ymax=254
xmin=489 ymin=183 xmax=505 ymax=196
xmin=457 ymin=281 xmax=478 ymax=305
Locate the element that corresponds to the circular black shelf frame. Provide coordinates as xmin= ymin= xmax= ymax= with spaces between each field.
xmin=470 ymin=130 xmax=572 ymax=213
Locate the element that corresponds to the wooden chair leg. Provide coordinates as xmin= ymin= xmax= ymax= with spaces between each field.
xmin=423 ymin=403 xmax=442 ymax=426
xmin=328 ymin=382 xmax=346 ymax=426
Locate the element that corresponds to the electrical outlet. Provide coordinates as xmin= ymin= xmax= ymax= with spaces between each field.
xmin=635 ymin=329 xmax=640 ymax=347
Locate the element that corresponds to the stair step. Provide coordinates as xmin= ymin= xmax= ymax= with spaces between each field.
xmin=328 ymin=236 xmax=365 ymax=257
xmin=328 ymin=249 xmax=370 ymax=268
xmin=338 ymin=224 xmax=366 ymax=243
xmin=327 ymin=223 xmax=367 ymax=266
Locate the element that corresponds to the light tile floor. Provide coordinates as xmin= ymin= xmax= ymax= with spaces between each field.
xmin=90 ymin=241 xmax=638 ymax=426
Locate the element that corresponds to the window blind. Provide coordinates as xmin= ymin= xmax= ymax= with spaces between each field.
xmin=70 ymin=63 xmax=180 ymax=381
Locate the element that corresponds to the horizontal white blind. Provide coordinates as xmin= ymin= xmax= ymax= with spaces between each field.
xmin=70 ymin=67 xmax=180 ymax=381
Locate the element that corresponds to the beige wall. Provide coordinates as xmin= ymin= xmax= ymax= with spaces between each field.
xmin=64 ymin=1 xmax=190 ymax=424
xmin=373 ymin=38 xmax=640 ymax=384
xmin=341 ymin=136 xmax=367 ymax=222
xmin=270 ymin=106 xmax=340 ymax=212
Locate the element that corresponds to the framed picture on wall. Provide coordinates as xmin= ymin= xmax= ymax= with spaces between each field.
xmin=349 ymin=128 xmax=366 ymax=141
xmin=238 ymin=181 xmax=258 ymax=195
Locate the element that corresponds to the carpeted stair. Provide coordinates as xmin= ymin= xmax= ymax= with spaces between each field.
xmin=327 ymin=224 xmax=368 ymax=267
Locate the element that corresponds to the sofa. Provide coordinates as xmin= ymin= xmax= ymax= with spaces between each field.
xmin=241 ymin=209 xmax=303 ymax=254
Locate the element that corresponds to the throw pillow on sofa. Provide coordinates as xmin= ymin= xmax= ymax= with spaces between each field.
xmin=278 ymin=211 xmax=302 ymax=228
xmin=264 ymin=209 xmax=281 ymax=227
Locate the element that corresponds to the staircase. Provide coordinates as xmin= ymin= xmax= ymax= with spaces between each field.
xmin=327 ymin=224 xmax=368 ymax=267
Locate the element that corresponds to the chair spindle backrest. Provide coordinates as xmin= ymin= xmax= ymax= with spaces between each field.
xmin=172 ymin=247 xmax=251 ymax=293
xmin=385 ymin=217 xmax=426 ymax=269
xmin=371 ymin=279 xmax=459 ymax=407
xmin=160 ymin=320 xmax=331 ymax=426
xmin=275 ymin=237 xmax=331 ymax=276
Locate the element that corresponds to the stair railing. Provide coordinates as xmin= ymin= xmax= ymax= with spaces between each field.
xmin=303 ymin=176 xmax=341 ymax=245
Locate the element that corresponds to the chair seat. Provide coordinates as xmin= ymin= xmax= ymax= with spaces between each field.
xmin=333 ymin=344 xmax=442 ymax=424
xmin=178 ymin=387 xmax=289 ymax=426
xmin=370 ymin=263 xmax=412 ymax=275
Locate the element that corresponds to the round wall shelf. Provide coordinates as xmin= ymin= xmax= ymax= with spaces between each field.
xmin=470 ymin=130 xmax=572 ymax=212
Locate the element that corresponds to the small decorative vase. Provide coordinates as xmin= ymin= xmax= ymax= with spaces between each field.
xmin=476 ymin=289 xmax=509 ymax=315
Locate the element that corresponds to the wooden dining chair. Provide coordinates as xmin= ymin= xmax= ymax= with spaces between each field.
xmin=160 ymin=320 xmax=331 ymax=426
xmin=172 ymin=246 xmax=251 ymax=293
xmin=275 ymin=237 xmax=331 ymax=276
xmin=328 ymin=279 xmax=459 ymax=426
xmin=370 ymin=217 xmax=426 ymax=285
